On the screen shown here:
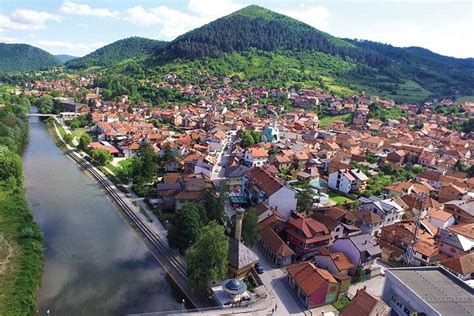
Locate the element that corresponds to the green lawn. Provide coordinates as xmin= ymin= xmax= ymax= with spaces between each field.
xmin=328 ymin=191 xmax=354 ymax=204
xmin=56 ymin=122 xmax=67 ymax=138
xmin=332 ymin=296 xmax=350 ymax=311
xmin=319 ymin=113 xmax=351 ymax=128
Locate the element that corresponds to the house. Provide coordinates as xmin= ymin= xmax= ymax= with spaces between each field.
xmin=287 ymin=262 xmax=340 ymax=308
xmin=244 ymin=147 xmax=269 ymax=167
xmin=331 ymin=234 xmax=381 ymax=275
xmin=314 ymin=249 xmax=354 ymax=276
xmin=328 ymin=169 xmax=368 ymax=194
xmin=361 ymin=136 xmax=384 ymax=151
xmin=242 ymin=167 xmax=297 ymax=220
xmin=416 ymin=170 xmax=443 ymax=190
xmin=427 ymin=208 xmax=455 ymax=230
xmin=443 ymin=200 xmax=474 ymax=224
xmin=355 ymin=209 xmax=384 ymax=237
xmin=438 ymin=224 xmax=474 ymax=258
xmin=285 ymin=217 xmax=331 ymax=259
xmin=438 ymin=184 xmax=468 ymax=203
xmin=359 ymin=196 xmax=406 ymax=227
xmin=341 ymin=288 xmax=391 ymax=316
xmin=383 ymin=180 xmax=433 ymax=197
xmin=174 ymin=190 xmax=206 ymax=210
xmin=379 ymin=222 xmax=438 ymax=266
xmin=382 ymin=267 xmax=474 ymax=316
xmin=312 ymin=212 xmax=346 ymax=244
xmin=313 ymin=249 xmax=353 ymax=294
xmin=439 ymin=252 xmax=474 ymax=281
xmin=259 ymin=226 xmax=294 ymax=267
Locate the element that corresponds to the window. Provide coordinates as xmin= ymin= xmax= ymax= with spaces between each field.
xmin=335 ymin=227 xmax=340 ymax=232
xmin=330 ymin=286 xmax=336 ymax=291
xmin=421 ymin=254 xmax=428 ymax=260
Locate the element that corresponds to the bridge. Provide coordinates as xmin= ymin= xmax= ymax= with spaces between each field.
xmin=26 ymin=113 xmax=57 ymax=117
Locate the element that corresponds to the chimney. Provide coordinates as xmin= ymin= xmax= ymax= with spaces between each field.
xmin=234 ymin=207 xmax=246 ymax=242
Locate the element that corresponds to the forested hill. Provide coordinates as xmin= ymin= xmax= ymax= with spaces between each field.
xmin=146 ymin=5 xmax=473 ymax=100
xmin=153 ymin=5 xmax=388 ymax=67
xmin=66 ymin=37 xmax=167 ymax=69
xmin=0 ymin=43 xmax=60 ymax=73
xmin=55 ymin=54 xmax=77 ymax=63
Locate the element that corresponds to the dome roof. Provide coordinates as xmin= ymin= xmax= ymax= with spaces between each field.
xmin=222 ymin=278 xmax=247 ymax=295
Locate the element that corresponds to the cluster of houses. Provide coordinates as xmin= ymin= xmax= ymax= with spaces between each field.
xmin=21 ymin=73 xmax=474 ymax=313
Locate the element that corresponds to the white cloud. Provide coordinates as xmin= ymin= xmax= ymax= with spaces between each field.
xmin=36 ymin=40 xmax=106 ymax=56
xmin=11 ymin=9 xmax=62 ymax=24
xmin=123 ymin=6 xmax=204 ymax=40
xmin=0 ymin=36 xmax=21 ymax=43
xmin=0 ymin=10 xmax=62 ymax=31
xmin=60 ymin=1 xmax=118 ymax=18
xmin=279 ymin=6 xmax=330 ymax=31
xmin=187 ymin=0 xmax=243 ymax=17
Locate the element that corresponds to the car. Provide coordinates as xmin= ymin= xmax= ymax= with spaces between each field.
xmin=255 ymin=262 xmax=264 ymax=274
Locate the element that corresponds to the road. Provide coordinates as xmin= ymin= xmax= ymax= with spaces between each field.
xmin=253 ymin=247 xmax=309 ymax=315
xmin=211 ymin=131 xmax=237 ymax=185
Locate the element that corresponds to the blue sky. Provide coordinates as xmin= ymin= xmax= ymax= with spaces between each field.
xmin=0 ymin=0 xmax=472 ymax=58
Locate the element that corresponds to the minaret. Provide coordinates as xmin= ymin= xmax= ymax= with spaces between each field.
xmin=234 ymin=207 xmax=245 ymax=242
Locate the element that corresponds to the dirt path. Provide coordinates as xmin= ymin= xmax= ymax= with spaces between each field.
xmin=0 ymin=234 xmax=13 ymax=274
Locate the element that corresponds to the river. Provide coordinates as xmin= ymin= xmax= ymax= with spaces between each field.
xmin=23 ymin=115 xmax=182 ymax=315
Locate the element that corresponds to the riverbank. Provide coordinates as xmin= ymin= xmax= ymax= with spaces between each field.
xmin=0 ymin=101 xmax=44 ymax=315
xmin=46 ymin=117 xmax=211 ymax=310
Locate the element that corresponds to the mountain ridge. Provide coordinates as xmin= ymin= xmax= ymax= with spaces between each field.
xmin=0 ymin=43 xmax=61 ymax=74
xmin=65 ymin=37 xmax=167 ymax=69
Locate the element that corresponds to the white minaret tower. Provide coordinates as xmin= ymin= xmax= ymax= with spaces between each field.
xmin=234 ymin=207 xmax=245 ymax=242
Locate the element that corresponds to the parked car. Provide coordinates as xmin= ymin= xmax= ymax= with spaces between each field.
xmin=255 ymin=262 xmax=264 ymax=274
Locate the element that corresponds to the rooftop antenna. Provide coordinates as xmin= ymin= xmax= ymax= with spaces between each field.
xmin=404 ymin=192 xmax=426 ymax=266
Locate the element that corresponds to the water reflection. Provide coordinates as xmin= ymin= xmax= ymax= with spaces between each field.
xmin=23 ymin=118 xmax=181 ymax=315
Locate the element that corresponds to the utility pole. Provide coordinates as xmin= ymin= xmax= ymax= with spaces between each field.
xmin=404 ymin=192 xmax=426 ymax=266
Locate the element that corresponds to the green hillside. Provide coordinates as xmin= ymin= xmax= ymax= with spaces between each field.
xmin=144 ymin=5 xmax=473 ymax=102
xmin=0 ymin=43 xmax=60 ymax=73
xmin=66 ymin=37 xmax=167 ymax=69
xmin=154 ymin=5 xmax=387 ymax=68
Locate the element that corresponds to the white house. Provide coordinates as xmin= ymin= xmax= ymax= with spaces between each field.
xmin=328 ymin=169 xmax=368 ymax=194
xmin=244 ymin=147 xmax=269 ymax=167
xmin=359 ymin=196 xmax=406 ymax=227
xmin=242 ymin=167 xmax=297 ymax=220
xmin=427 ymin=209 xmax=455 ymax=230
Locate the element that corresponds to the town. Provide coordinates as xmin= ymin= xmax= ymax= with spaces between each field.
xmin=12 ymin=70 xmax=473 ymax=315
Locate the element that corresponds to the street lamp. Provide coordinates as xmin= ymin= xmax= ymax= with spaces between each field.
xmin=181 ymin=299 xmax=185 ymax=312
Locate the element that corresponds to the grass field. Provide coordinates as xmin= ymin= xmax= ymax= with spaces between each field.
xmin=328 ymin=191 xmax=354 ymax=204
xmin=319 ymin=113 xmax=352 ymax=128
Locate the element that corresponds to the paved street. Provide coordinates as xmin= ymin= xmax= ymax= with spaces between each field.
xmin=253 ymin=247 xmax=308 ymax=315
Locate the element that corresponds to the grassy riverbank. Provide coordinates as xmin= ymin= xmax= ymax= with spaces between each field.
xmin=0 ymin=94 xmax=44 ymax=315
xmin=0 ymin=189 xmax=44 ymax=315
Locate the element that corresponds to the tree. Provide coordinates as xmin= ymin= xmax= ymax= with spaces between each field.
xmin=204 ymin=185 xmax=228 ymax=223
xmin=68 ymin=118 xmax=80 ymax=130
xmin=187 ymin=221 xmax=229 ymax=290
xmin=0 ymin=145 xmax=23 ymax=185
xmin=297 ymin=182 xmax=313 ymax=211
xmin=78 ymin=133 xmax=91 ymax=152
xmin=241 ymin=130 xmax=255 ymax=148
xmin=91 ymin=148 xmax=113 ymax=165
xmin=242 ymin=209 xmax=259 ymax=247
xmin=167 ymin=203 xmax=204 ymax=252
xmin=139 ymin=142 xmax=158 ymax=183
xmin=63 ymin=133 xmax=73 ymax=145
xmin=37 ymin=95 xmax=54 ymax=114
